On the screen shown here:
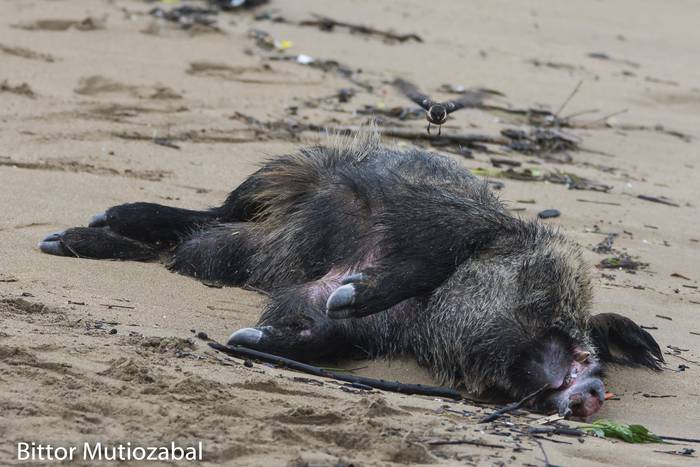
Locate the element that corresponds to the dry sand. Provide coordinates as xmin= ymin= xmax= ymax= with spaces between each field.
xmin=1 ymin=0 xmax=699 ymax=465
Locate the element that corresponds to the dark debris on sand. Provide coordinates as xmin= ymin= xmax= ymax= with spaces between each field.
xmin=597 ymin=254 xmax=648 ymax=271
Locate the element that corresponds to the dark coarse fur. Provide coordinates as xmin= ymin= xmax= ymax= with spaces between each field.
xmin=40 ymin=129 xmax=664 ymax=403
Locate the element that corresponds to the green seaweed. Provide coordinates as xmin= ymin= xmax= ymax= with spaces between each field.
xmin=581 ymin=419 xmax=664 ymax=443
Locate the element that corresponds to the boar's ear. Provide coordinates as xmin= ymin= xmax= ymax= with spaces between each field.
xmin=589 ymin=313 xmax=664 ymax=370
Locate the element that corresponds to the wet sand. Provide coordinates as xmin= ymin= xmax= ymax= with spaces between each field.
xmin=1 ymin=1 xmax=699 ymax=465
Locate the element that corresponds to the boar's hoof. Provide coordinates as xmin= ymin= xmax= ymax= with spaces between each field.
xmin=227 ymin=327 xmax=264 ymax=346
xmin=88 ymin=211 xmax=108 ymax=228
xmin=326 ymin=284 xmax=357 ymax=319
xmin=38 ymin=231 xmax=71 ymax=257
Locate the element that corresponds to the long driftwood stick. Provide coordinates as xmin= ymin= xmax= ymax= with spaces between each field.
xmin=479 ymin=384 xmax=550 ymax=423
xmin=209 ymin=342 xmax=463 ymax=400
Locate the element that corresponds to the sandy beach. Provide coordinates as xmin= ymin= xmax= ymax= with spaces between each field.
xmin=1 ymin=0 xmax=699 ymax=465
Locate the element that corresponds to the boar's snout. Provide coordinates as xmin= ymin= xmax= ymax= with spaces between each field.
xmin=535 ymin=376 xmax=606 ymax=419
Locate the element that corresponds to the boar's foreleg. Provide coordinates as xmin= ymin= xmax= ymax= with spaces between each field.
xmin=228 ymin=280 xmax=348 ymax=360
xmin=325 ymin=257 xmax=450 ymax=319
xmin=325 ymin=196 xmax=514 ymax=319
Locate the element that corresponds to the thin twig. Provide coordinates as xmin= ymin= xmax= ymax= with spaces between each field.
xmin=562 ymin=108 xmax=599 ymax=120
xmin=62 ymin=242 xmax=82 ymax=258
xmin=576 ymin=198 xmax=622 ymax=206
xmin=241 ymin=284 xmax=271 ymax=296
xmin=479 ymin=384 xmax=550 ymax=423
xmin=532 ymin=437 xmax=562 ymax=467
xmin=653 ymin=449 xmax=697 ymax=457
xmin=100 ymin=303 xmax=136 ymax=310
xmin=637 ymin=194 xmax=680 ymax=207
xmin=584 ymin=108 xmax=629 ymax=126
xmin=555 ymin=80 xmax=583 ymax=117
xmin=209 ymin=342 xmax=463 ymax=400
xmin=659 ymin=435 xmax=700 ymax=444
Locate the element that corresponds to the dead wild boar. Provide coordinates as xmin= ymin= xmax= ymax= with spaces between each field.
xmin=40 ymin=130 xmax=662 ymax=417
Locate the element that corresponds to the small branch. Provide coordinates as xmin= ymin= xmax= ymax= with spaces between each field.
xmin=585 ymin=108 xmax=629 ymax=125
xmin=153 ymin=137 xmax=181 ymax=150
xmin=100 ymin=303 xmax=136 ymax=310
xmin=479 ymin=384 xmax=550 ymax=423
xmin=209 ymin=342 xmax=463 ymax=400
xmin=300 ymin=14 xmax=423 ymax=43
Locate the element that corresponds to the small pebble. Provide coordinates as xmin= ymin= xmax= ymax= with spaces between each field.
xmin=538 ymin=209 xmax=561 ymax=219
xmin=109 ymin=328 xmax=117 ymax=335
xmin=337 ymin=88 xmax=355 ymax=103
xmin=244 ymin=360 xmax=254 ymax=368
xmin=196 ymin=331 xmax=209 ymax=340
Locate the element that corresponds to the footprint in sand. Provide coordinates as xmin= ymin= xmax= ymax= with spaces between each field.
xmin=74 ymin=75 xmax=182 ymax=100
xmin=0 ymin=80 xmax=35 ymax=98
xmin=0 ymin=43 xmax=56 ymax=62
xmin=186 ymin=61 xmax=270 ymax=80
xmin=13 ymin=17 xmax=104 ymax=32
xmin=0 ymin=157 xmax=170 ymax=182
xmin=187 ymin=61 xmax=320 ymax=86
xmin=74 ymin=75 xmax=139 ymax=97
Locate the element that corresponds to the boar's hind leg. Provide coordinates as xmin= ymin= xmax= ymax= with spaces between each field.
xmin=39 ymin=227 xmax=157 ymax=260
xmin=228 ymin=283 xmax=348 ymax=361
xmin=216 ymin=168 xmax=271 ymax=222
xmin=39 ymin=203 xmax=217 ymax=259
xmin=589 ymin=313 xmax=664 ymax=369
xmin=167 ymin=223 xmax=257 ymax=285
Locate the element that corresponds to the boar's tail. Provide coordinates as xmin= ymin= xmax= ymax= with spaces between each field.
xmin=589 ymin=313 xmax=664 ymax=370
